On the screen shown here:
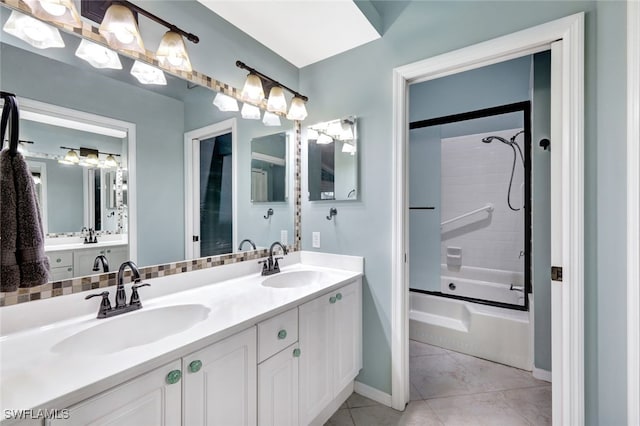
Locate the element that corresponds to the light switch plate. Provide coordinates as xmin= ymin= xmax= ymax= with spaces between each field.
xmin=280 ymin=230 xmax=288 ymax=245
xmin=312 ymin=232 xmax=320 ymax=248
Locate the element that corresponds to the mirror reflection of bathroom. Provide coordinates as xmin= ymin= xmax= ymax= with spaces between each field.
xmin=408 ymin=53 xmax=551 ymax=379
xmin=251 ymin=131 xmax=288 ymax=203
xmin=307 ymin=116 xmax=358 ymax=201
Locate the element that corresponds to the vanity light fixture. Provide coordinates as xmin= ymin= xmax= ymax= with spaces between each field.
xmin=241 ymin=73 xmax=265 ymax=104
xmin=307 ymin=128 xmax=319 ymax=140
xmin=61 ymin=148 xmax=80 ymax=164
xmin=99 ymin=4 xmax=145 ymax=54
xmin=213 ymin=93 xmax=239 ymax=112
xmin=286 ymin=96 xmax=308 ymax=121
xmin=341 ymin=141 xmax=356 ymax=155
xmin=75 ymin=39 xmax=123 ymax=69
xmin=326 ymin=120 xmax=343 ymax=137
xmin=156 ymin=30 xmax=192 ymax=73
xmin=104 ymin=154 xmax=118 ymax=168
xmin=2 ymin=10 xmax=65 ymax=49
xmin=338 ymin=120 xmax=355 ymax=141
xmin=317 ymin=133 xmax=333 ymax=145
xmin=241 ymin=103 xmax=261 ymax=120
xmin=22 ymin=0 xmax=81 ymax=28
xmin=130 ymin=60 xmax=167 ymax=85
xmin=262 ymin=111 xmax=281 ymax=127
xmin=266 ymin=86 xmax=287 ymax=114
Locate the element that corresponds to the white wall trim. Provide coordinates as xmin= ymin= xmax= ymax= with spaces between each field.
xmin=184 ymin=119 xmax=238 ymax=259
xmin=533 ymin=367 xmax=553 ymax=383
xmin=17 ymin=97 xmax=137 ymax=262
xmin=391 ymin=13 xmax=584 ymax=424
xmin=354 ymin=381 xmax=392 ymax=407
xmin=628 ymin=1 xmax=640 ymax=424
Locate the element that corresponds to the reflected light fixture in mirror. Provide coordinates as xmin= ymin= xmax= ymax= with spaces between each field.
xmin=286 ymin=96 xmax=308 ymax=121
xmin=104 ymin=154 xmax=118 ymax=168
xmin=59 ymin=148 xmax=80 ymax=165
xmin=262 ymin=111 xmax=281 ymax=127
xmin=266 ymin=86 xmax=287 ymax=114
xmin=339 ymin=120 xmax=355 ymax=141
xmin=317 ymin=133 xmax=333 ymax=144
xmin=241 ymin=103 xmax=261 ymax=120
xmin=130 ymin=60 xmax=167 ymax=85
xmin=213 ymin=93 xmax=239 ymax=112
xmin=241 ymin=73 xmax=265 ymax=104
xmin=156 ymin=31 xmax=192 ymax=73
xmin=75 ymin=39 xmax=122 ymax=69
xmin=82 ymin=152 xmax=100 ymax=167
xmin=22 ymin=0 xmax=81 ymax=28
xmin=2 ymin=10 xmax=65 ymax=49
xmin=99 ymin=4 xmax=145 ymax=54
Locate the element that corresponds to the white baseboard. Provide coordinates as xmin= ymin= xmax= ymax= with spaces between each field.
xmin=532 ymin=367 xmax=552 ymax=382
xmin=354 ymin=381 xmax=392 ymax=407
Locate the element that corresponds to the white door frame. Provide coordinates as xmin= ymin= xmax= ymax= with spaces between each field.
xmin=391 ymin=13 xmax=584 ymax=424
xmin=184 ymin=119 xmax=238 ymax=259
xmin=627 ymin=1 xmax=640 ymax=424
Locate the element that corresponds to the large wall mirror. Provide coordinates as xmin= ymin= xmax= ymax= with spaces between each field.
xmin=307 ymin=116 xmax=358 ymax=201
xmin=0 ymin=3 xmax=298 ymax=284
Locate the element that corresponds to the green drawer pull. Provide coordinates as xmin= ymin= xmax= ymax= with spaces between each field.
xmin=336 ymin=293 xmax=342 ymax=301
xmin=67 ymin=267 xmax=72 ymax=272
xmin=106 ymin=249 xmax=111 ymax=253
xmin=277 ymin=329 xmax=287 ymax=340
xmin=293 ymin=348 xmax=301 ymax=358
xmin=166 ymin=369 xmax=182 ymax=384
xmin=329 ymin=296 xmax=336 ymax=304
xmin=189 ymin=360 xmax=202 ymax=373
xmin=56 ymin=258 xmax=62 ymax=263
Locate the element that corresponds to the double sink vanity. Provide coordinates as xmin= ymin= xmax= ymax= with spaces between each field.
xmin=0 ymin=251 xmax=363 ymax=426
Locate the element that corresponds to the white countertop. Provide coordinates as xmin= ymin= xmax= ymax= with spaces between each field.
xmin=45 ymin=240 xmax=128 ymax=253
xmin=0 ymin=251 xmax=363 ymax=419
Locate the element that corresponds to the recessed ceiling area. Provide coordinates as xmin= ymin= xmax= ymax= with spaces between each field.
xmin=197 ymin=0 xmax=382 ymax=68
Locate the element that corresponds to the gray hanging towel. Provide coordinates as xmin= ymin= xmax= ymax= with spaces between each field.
xmin=1 ymin=149 xmax=50 ymax=291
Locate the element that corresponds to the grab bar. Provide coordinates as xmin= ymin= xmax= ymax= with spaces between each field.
xmin=441 ymin=203 xmax=494 ymax=228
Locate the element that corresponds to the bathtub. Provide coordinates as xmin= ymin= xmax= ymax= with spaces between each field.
xmin=440 ymin=264 xmax=525 ymax=306
xmin=409 ymin=292 xmax=532 ymax=370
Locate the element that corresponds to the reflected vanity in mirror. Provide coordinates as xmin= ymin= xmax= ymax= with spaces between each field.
xmin=251 ymin=131 xmax=288 ymax=203
xmin=307 ymin=117 xmax=358 ymax=201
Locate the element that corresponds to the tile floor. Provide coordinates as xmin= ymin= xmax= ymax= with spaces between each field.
xmin=325 ymin=340 xmax=551 ymax=426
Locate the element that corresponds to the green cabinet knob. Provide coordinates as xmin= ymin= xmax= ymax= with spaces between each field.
xmin=166 ymin=369 xmax=182 ymax=384
xmin=277 ymin=329 xmax=287 ymax=340
xmin=56 ymin=258 xmax=62 ymax=263
xmin=336 ymin=293 xmax=342 ymax=301
xmin=189 ymin=360 xmax=202 ymax=373
xmin=293 ymin=348 xmax=301 ymax=358
xmin=329 ymin=296 xmax=337 ymax=304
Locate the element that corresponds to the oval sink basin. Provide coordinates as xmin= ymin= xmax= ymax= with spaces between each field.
xmin=52 ymin=304 xmax=210 ymax=355
xmin=261 ymin=270 xmax=323 ymax=288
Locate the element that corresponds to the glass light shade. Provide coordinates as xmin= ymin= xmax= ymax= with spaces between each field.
xmin=241 ymin=74 xmax=264 ymax=104
xmin=85 ymin=152 xmax=99 ymax=166
xmin=22 ymin=0 xmax=82 ymax=28
xmin=213 ymin=92 xmax=239 ymax=112
xmin=262 ymin=112 xmax=281 ymax=127
xmin=130 ymin=61 xmax=167 ymax=85
xmin=327 ymin=120 xmax=342 ymax=137
xmin=286 ymin=96 xmax=308 ymax=121
xmin=75 ymin=39 xmax=122 ymax=69
xmin=63 ymin=149 xmax=80 ymax=164
xmin=341 ymin=141 xmax=356 ymax=153
xmin=317 ymin=133 xmax=333 ymax=145
xmin=99 ymin=5 xmax=145 ymax=54
xmin=338 ymin=121 xmax=354 ymax=141
xmin=266 ymin=86 xmax=287 ymax=114
xmin=3 ymin=11 xmax=65 ymax=49
xmin=306 ymin=128 xmax=319 ymax=140
xmin=241 ymin=103 xmax=261 ymax=120
xmin=156 ymin=31 xmax=192 ymax=72
xmin=32 ymin=174 xmax=42 ymax=185
xmin=104 ymin=154 xmax=118 ymax=168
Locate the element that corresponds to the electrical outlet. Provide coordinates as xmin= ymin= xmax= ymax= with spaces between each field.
xmin=312 ymin=232 xmax=320 ymax=248
xmin=280 ymin=230 xmax=288 ymax=245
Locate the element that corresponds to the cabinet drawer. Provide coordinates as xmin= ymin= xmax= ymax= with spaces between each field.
xmin=49 ymin=251 xmax=73 ymax=267
xmin=51 ymin=266 xmax=74 ymax=281
xmin=258 ymin=308 xmax=298 ymax=363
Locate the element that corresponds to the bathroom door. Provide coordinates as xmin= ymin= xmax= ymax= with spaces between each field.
xmin=185 ymin=119 xmax=237 ymax=259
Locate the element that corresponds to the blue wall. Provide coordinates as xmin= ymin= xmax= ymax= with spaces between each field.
xmin=300 ymin=2 xmax=626 ymax=423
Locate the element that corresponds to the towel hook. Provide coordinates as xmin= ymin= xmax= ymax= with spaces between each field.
xmin=264 ymin=208 xmax=274 ymax=219
xmin=326 ymin=208 xmax=337 ymax=221
xmin=1 ymin=91 xmax=19 ymax=157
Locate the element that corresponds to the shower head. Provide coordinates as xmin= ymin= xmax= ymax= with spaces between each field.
xmin=481 ymin=135 xmax=510 ymax=144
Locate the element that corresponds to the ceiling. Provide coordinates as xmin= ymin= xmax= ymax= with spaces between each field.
xmin=197 ymin=0 xmax=382 ymax=68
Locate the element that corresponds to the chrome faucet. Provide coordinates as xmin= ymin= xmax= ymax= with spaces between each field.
xmin=238 ymin=238 xmax=257 ymax=251
xmin=92 ymin=255 xmax=109 ymax=273
xmin=259 ymin=241 xmax=288 ymax=276
xmin=85 ymin=260 xmax=150 ymax=319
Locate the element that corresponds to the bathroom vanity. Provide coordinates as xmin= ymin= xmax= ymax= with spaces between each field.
xmin=0 ymin=252 xmax=362 ymax=426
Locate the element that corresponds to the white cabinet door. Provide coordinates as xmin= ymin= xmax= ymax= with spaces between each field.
xmin=332 ymin=280 xmax=362 ymax=392
xmin=183 ymin=327 xmax=257 ymax=426
xmin=52 ymin=360 xmax=182 ymax=426
xmin=298 ymin=292 xmax=334 ymax=425
xmin=73 ymin=245 xmax=128 ymax=276
xmin=258 ymin=343 xmax=299 ymax=426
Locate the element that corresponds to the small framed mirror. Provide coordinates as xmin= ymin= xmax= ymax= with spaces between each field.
xmin=251 ymin=131 xmax=288 ymax=203
xmin=307 ymin=116 xmax=358 ymax=201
